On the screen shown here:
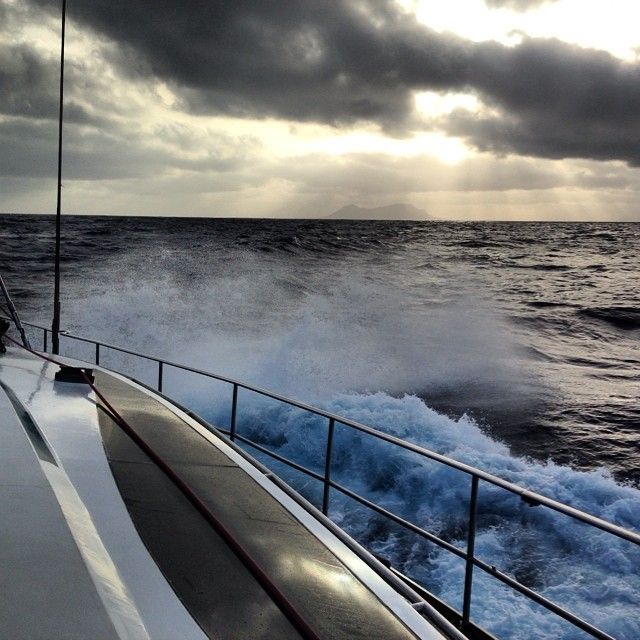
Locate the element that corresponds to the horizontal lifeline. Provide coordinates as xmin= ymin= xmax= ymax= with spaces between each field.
xmin=3 ymin=334 xmax=322 ymax=640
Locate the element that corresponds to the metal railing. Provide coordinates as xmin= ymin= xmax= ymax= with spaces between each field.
xmin=9 ymin=318 xmax=640 ymax=640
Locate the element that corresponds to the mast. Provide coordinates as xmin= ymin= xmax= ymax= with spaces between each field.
xmin=52 ymin=0 xmax=66 ymax=354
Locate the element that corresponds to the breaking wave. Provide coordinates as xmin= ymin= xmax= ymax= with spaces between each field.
xmin=198 ymin=391 xmax=640 ymax=640
xmin=5 ymin=215 xmax=640 ymax=639
xmin=59 ymin=276 xmax=640 ymax=637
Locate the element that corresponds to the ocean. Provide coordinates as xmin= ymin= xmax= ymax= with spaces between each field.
xmin=1 ymin=213 xmax=639 ymax=639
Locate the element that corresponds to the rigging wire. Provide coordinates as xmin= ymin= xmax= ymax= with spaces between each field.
xmin=52 ymin=0 xmax=67 ymax=355
xmin=0 ymin=275 xmax=31 ymax=349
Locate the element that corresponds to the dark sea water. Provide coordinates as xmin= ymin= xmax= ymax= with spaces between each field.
xmin=1 ymin=213 xmax=639 ymax=639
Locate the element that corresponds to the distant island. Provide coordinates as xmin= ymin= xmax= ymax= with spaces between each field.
xmin=326 ymin=203 xmax=431 ymax=221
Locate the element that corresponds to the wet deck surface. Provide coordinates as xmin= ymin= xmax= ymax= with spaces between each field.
xmin=95 ymin=370 xmax=420 ymax=640
xmin=0 ymin=383 xmax=120 ymax=640
xmin=0 ymin=347 xmax=444 ymax=639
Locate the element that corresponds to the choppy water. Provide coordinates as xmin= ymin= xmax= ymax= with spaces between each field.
xmin=1 ymin=214 xmax=639 ymax=639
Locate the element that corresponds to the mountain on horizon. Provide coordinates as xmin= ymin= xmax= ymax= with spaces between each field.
xmin=326 ymin=203 xmax=431 ymax=221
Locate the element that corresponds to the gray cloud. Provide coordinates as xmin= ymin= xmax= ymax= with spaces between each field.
xmin=30 ymin=0 xmax=466 ymax=129
xmin=23 ymin=0 xmax=640 ymax=167
xmin=0 ymin=116 xmax=254 ymax=181
xmin=0 ymin=43 xmax=60 ymax=119
xmin=448 ymin=38 xmax=640 ymax=166
xmin=0 ymin=41 xmax=119 ymax=127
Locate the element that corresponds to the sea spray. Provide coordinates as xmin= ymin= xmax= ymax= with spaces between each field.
xmin=196 ymin=391 xmax=640 ymax=640
xmin=6 ymin=215 xmax=639 ymax=638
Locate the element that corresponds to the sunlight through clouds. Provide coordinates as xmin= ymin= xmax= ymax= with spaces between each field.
xmin=1 ymin=0 xmax=640 ymax=218
xmin=411 ymin=0 xmax=640 ymax=59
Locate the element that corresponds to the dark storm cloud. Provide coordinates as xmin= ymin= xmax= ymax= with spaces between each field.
xmin=29 ymin=0 xmax=472 ymax=129
xmin=449 ymin=38 xmax=640 ymax=166
xmin=15 ymin=0 xmax=640 ymax=166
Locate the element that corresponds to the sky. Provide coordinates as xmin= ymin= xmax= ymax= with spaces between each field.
xmin=1 ymin=0 xmax=640 ymax=220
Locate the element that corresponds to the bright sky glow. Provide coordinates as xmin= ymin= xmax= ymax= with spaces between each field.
xmin=412 ymin=0 xmax=640 ymax=60
xmin=308 ymin=130 xmax=471 ymax=164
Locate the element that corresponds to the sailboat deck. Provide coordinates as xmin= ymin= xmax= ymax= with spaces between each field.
xmin=0 ymin=378 xmax=120 ymax=640
xmin=0 ymin=347 xmax=444 ymax=640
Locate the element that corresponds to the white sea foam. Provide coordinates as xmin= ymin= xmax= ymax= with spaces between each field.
xmin=201 ymin=391 xmax=640 ymax=640
xmin=62 ymin=255 xmax=538 ymax=408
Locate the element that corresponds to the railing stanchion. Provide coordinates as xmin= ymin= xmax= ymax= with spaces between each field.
xmin=4 ymin=315 xmax=640 ymax=640
xmin=462 ymin=475 xmax=479 ymax=628
xmin=322 ymin=418 xmax=336 ymax=515
xmin=230 ymin=384 xmax=239 ymax=441
xmin=43 ymin=328 xmax=48 ymax=352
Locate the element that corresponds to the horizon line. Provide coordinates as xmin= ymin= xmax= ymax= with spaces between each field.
xmin=0 ymin=212 xmax=638 ymax=223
